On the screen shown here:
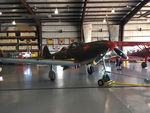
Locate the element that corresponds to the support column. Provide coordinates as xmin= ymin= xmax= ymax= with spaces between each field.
xmin=119 ymin=24 xmax=124 ymax=41
xmin=80 ymin=26 xmax=84 ymax=42
xmin=37 ymin=24 xmax=42 ymax=55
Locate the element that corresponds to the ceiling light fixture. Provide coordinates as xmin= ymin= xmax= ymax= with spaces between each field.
xmin=126 ymin=5 xmax=131 ymax=8
xmin=12 ymin=20 xmax=16 ymax=25
xmin=111 ymin=9 xmax=115 ymax=13
xmin=54 ymin=8 xmax=58 ymax=14
xmin=103 ymin=18 xmax=106 ymax=23
xmin=147 ymin=18 xmax=150 ymax=22
xmin=0 ymin=11 xmax=2 ymax=15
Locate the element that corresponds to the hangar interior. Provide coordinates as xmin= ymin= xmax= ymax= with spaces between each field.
xmin=1 ymin=0 xmax=150 ymax=113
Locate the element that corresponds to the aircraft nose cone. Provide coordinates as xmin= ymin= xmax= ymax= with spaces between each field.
xmin=106 ymin=41 xmax=115 ymax=51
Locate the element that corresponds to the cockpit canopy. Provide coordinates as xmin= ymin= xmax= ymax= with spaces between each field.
xmin=68 ymin=42 xmax=83 ymax=49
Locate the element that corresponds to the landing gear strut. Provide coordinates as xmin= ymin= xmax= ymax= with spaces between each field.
xmin=98 ymin=58 xmax=110 ymax=86
xmin=87 ymin=65 xmax=94 ymax=75
xmin=49 ymin=65 xmax=56 ymax=81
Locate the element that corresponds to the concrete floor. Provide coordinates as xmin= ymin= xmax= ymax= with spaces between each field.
xmin=0 ymin=63 xmax=150 ymax=113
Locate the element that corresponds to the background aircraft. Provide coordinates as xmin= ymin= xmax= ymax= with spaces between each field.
xmin=109 ymin=41 xmax=150 ymax=68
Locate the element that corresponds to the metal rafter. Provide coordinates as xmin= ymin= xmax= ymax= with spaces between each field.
xmin=20 ymin=0 xmax=41 ymax=26
xmin=20 ymin=0 xmax=42 ymax=54
xmin=0 ymin=1 xmax=140 ymax=5
xmin=27 ymin=1 xmax=139 ymax=4
xmin=121 ymin=0 xmax=150 ymax=25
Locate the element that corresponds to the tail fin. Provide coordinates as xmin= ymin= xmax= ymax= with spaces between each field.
xmin=42 ymin=45 xmax=51 ymax=58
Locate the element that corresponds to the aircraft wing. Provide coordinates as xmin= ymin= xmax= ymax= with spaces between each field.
xmin=115 ymin=41 xmax=150 ymax=47
xmin=0 ymin=58 xmax=79 ymax=66
xmin=128 ymin=47 xmax=150 ymax=57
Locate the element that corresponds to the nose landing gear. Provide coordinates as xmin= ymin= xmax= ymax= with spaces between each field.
xmin=98 ymin=73 xmax=110 ymax=86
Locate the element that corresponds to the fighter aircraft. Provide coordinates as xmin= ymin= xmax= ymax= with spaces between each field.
xmin=0 ymin=40 xmax=127 ymax=83
xmin=0 ymin=15 xmax=128 ymax=86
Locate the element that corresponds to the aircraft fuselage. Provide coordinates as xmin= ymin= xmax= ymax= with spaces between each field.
xmin=50 ymin=41 xmax=115 ymax=63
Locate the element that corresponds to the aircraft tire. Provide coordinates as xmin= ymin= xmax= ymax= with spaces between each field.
xmin=98 ymin=79 xmax=104 ymax=86
xmin=141 ymin=62 xmax=147 ymax=68
xmin=87 ymin=66 xmax=94 ymax=75
xmin=49 ymin=71 xmax=56 ymax=81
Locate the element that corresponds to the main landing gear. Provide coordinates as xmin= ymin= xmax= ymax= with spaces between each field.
xmin=141 ymin=62 xmax=147 ymax=68
xmin=49 ymin=65 xmax=56 ymax=81
xmin=98 ymin=73 xmax=110 ymax=86
xmin=87 ymin=65 xmax=94 ymax=75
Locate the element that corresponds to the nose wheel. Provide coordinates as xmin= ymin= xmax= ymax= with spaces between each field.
xmin=98 ymin=74 xmax=110 ymax=86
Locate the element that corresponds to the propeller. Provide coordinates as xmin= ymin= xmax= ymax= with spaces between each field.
xmin=114 ymin=48 xmax=127 ymax=59
xmin=106 ymin=15 xmax=127 ymax=60
xmin=93 ymin=15 xmax=127 ymax=65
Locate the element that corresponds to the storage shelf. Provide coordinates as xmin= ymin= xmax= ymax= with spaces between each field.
xmin=3 ymin=49 xmax=39 ymax=52
xmin=0 ymin=30 xmax=36 ymax=33
xmin=0 ymin=43 xmax=38 ymax=46
xmin=0 ymin=30 xmax=39 ymax=52
xmin=0 ymin=36 xmax=37 ymax=39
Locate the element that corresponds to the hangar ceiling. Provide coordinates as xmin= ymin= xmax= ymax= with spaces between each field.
xmin=0 ymin=0 xmax=149 ymax=25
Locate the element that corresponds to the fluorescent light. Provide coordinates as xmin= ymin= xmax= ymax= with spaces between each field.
xmin=111 ymin=9 xmax=115 ymax=13
xmin=54 ymin=8 xmax=58 ymax=14
xmin=0 ymin=11 xmax=2 ymax=15
xmin=147 ymin=19 xmax=150 ymax=22
xmin=0 ymin=76 xmax=4 ymax=81
xmin=103 ymin=18 xmax=106 ymax=23
xmin=12 ymin=20 xmax=16 ymax=25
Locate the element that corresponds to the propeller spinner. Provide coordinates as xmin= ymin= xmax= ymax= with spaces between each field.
xmin=114 ymin=48 xmax=127 ymax=59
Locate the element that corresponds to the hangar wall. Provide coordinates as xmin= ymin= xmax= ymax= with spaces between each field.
xmin=42 ymin=22 xmax=80 ymax=53
xmin=123 ymin=22 xmax=150 ymax=52
xmin=91 ymin=24 xmax=119 ymax=41
xmin=124 ymin=23 xmax=150 ymax=41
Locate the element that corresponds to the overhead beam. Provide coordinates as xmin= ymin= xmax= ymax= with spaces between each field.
xmin=0 ymin=1 xmax=139 ymax=5
xmin=121 ymin=0 xmax=150 ymax=25
xmin=37 ymin=6 xmax=135 ymax=9
xmin=81 ymin=0 xmax=88 ymax=41
xmin=20 ymin=0 xmax=41 ymax=26
xmin=0 ymin=6 xmax=134 ymax=10
xmin=27 ymin=1 xmax=139 ymax=4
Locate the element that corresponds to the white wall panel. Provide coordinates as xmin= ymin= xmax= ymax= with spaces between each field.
xmin=43 ymin=26 xmax=80 ymax=31
xmin=92 ymin=32 xmax=109 ymax=37
xmin=43 ymin=32 xmax=80 ymax=38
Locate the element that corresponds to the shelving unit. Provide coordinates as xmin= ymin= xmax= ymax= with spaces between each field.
xmin=0 ymin=30 xmax=39 ymax=53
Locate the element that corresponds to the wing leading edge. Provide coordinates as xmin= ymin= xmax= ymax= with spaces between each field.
xmin=0 ymin=58 xmax=79 ymax=66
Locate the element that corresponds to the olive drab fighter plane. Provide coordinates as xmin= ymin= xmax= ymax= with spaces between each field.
xmin=0 ymin=41 xmax=127 ymax=81
xmin=0 ymin=16 xmax=128 ymax=86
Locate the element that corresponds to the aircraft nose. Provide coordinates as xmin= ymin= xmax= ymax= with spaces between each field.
xmin=106 ymin=41 xmax=115 ymax=51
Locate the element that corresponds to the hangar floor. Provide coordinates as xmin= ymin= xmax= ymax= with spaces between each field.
xmin=0 ymin=63 xmax=150 ymax=113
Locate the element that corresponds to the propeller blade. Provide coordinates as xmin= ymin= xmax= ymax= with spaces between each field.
xmin=106 ymin=15 xmax=111 ymax=41
xmin=114 ymin=48 xmax=127 ymax=59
